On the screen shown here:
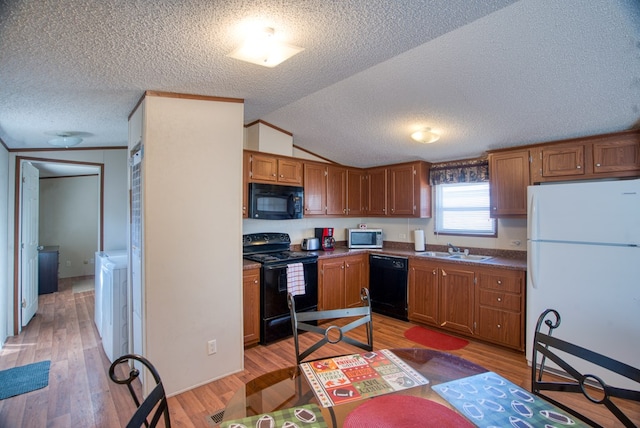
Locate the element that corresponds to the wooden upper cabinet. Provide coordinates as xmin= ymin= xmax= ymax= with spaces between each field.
xmin=592 ymin=134 xmax=640 ymax=174
xmin=367 ymin=167 xmax=387 ymax=215
xmin=248 ymin=152 xmax=302 ymax=185
xmin=326 ymin=165 xmax=347 ymax=215
xmin=277 ymin=158 xmax=303 ymax=184
xmin=488 ymin=150 xmax=530 ymax=217
xmin=387 ymin=161 xmax=431 ymax=218
xmin=388 ymin=163 xmax=415 ymax=216
xmin=540 ymin=144 xmax=586 ymax=178
xmin=303 ymin=162 xmax=327 ymax=215
xmin=242 ymin=151 xmax=251 ymax=218
xmin=346 ymin=169 xmax=367 ymax=216
xmin=529 ymin=130 xmax=640 ymax=183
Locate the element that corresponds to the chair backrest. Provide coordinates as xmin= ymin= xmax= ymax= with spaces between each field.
xmin=288 ymin=287 xmax=373 ymax=364
xmin=531 ymin=309 xmax=640 ymax=428
xmin=109 ymin=354 xmax=171 ymax=428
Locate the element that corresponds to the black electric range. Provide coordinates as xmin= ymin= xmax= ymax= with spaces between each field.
xmin=243 ymin=233 xmax=318 ymax=345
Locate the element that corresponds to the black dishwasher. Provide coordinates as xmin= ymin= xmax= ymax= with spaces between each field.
xmin=369 ymin=254 xmax=408 ymax=321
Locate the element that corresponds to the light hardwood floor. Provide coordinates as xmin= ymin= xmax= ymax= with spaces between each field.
xmin=0 ymin=279 xmax=637 ymax=427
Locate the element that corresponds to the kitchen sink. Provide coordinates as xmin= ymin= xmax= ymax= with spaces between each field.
xmin=447 ymin=254 xmax=493 ymax=261
xmin=422 ymin=251 xmax=451 ymax=258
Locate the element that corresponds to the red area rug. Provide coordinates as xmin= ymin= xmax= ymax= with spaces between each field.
xmin=343 ymin=394 xmax=473 ymax=427
xmin=403 ymin=326 xmax=469 ymax=351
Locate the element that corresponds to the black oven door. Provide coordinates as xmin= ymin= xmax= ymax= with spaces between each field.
xmin=260 ymin=261 xmax=318 ymax=345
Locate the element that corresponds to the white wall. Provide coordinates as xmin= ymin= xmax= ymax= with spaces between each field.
xmin=138 ymin=94 xmax=244 ymax=396
xmin=4 ymin=148 xmax=127 ymax=337
xmin=243 ymin=215 xmax=527 ymax=252
xmin=0 ymin=144 xmax=9 ymax=347
xmin=39 ymin=175 xmax=99 ymax=278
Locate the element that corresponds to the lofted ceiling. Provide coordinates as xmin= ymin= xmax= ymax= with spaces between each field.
xmin=1 ymin=0 xmax=639 ymax=168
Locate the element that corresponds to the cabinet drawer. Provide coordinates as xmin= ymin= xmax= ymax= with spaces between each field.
xmin=478 ymin=289 xmax=521 ymax=311
xmin=478 ymin=272 xmax=522 ymax=293
xmin=476 ymin=307 xmax=522 ymax=349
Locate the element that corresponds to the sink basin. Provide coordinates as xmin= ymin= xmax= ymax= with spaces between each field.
xmin=447 ymin=254 xmax=493 ymax=261
xmin=422 ymin=251 xmax=451 ymax=258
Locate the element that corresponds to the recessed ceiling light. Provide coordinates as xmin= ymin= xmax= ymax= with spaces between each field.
xmin=411 ymin=127 xmax=440 ymax=144
xmin=227 ymin=27 xmax=304 ymax=68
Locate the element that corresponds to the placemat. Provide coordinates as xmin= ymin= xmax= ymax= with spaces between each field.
xmin=300 ymin=349 xmax=429 ymax=407
xmin=433 ymin=371 xmax=590 ymax=427
xmin=219 ymin=404 xmax=327 ymax=428
xmin=343 ymin=394 xmax=474 ymax=428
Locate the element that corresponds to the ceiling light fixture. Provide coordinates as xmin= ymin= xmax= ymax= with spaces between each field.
xmin=227 ymin=27 xmax=304 ymax=68
xmin=411 ymin=127 xmax=440 ymax=144
xmin=47 ymin=132 xmax=83 ymax=148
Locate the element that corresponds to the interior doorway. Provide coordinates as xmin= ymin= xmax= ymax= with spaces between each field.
xmin=14 ymin=156 xmax=104 ymax=334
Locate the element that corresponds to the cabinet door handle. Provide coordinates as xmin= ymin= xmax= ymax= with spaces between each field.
xmin=497 ymin=280 xmax=502 ymax=285
xmin=596 ymin=163 xmax=601 ymax=167
xmin=497 ymin=297 xmax=502 ymax=302
xmin=576 ymin=165 xmax=581 ymax=169
xmin=432 ymin=269 xmax=437 ymax=275
xmin=497 ymin=324 xmax=502 ymax=329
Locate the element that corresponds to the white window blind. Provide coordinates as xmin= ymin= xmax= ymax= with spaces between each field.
xmin=435 ymin=183 xmax=496 ymax=236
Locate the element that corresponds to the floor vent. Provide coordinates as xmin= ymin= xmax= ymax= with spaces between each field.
xmin=208 ymin=409 xmax=225 ymax=426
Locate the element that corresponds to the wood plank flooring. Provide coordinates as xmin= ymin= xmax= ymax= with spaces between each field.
xmin=0 ymin=279 xmax=637 ymax=427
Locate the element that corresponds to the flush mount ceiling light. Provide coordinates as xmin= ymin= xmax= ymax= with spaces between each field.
xmin=411 ymin=127 xmax=440 ymax=144
xmin=46 ymin=131 xmax=84 ymax=148
xmin=227 ymin=27 xmax=304 ymax=68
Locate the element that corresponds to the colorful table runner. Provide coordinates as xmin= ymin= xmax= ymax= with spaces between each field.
xmin=220 ymin=404 xmax=327 ymax=428
xmin=300 ymin=349 xmax=429 ymax=407
xmin=433 ymin=371 xmax=590 ymax=427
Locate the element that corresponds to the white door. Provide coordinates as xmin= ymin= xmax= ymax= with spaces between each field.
xmin=21 ymin=162 xmax=40 ymax=327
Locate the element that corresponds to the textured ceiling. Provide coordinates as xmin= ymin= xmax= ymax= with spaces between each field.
xmin=1 ymin=0 xmax=639 ymax=167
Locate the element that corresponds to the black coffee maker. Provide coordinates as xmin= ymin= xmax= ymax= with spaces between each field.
xmin=315 ymin=228 xmax=335 ymax=251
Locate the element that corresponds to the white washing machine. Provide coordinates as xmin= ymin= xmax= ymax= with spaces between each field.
xmin=101 ymin=255 xmax=128 ymax=362
xmin=94 ymin=250 xmax=127 ymax=338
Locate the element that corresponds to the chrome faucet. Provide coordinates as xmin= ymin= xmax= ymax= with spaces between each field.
xmin=447 ymin=243 xmax=469 ymax=255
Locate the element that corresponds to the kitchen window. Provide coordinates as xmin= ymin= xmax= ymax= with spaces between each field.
xmin=434 ymin=182 xmax=496 ymax=236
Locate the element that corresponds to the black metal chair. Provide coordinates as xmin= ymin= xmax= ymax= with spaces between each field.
xmin=288 ymin=287 xmax=373 ymax=364
xmin=109 ymin=354 xmax=171 ymax=428
xmin=531 ymin=309 xmax=640 ymax=428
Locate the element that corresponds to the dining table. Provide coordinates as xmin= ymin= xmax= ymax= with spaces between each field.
xmin=220 ymin=348 xmax=589 ymax=427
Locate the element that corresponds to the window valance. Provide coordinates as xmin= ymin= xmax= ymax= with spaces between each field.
xmin=429 ymin=158 xmax=489 ymax=185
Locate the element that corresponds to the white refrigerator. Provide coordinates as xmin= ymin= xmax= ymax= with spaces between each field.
xmin=526 ymin=178 xmax=640 ymax=390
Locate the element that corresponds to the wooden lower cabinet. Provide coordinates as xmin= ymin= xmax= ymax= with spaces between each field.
xmin=408 ymin=259 xmax=439 ymax=325
xmin=319 ymin=254 xmax=369 ymax=310
xmin=408 ymin=258 xmax=526 ymax=350
xmin=439 ymin=266 xmax=475 ymax=335
xmin=243 ymin=268 xmax=260 ymax=347
xmin=474 ymin=268 xmax=525 ymax=350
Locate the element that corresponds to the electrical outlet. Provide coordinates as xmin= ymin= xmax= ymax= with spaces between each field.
xmin=66 ymin=260 xmax=71 ymax=267
xmin=207 ymin=339 xmax=217 ymax=355
xmin=399 ymin=233 xmax=407 ymax=239
xmin=510 ymin=240 xmax=522 ymax=247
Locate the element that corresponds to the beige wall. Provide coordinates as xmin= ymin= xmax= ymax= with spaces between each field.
xmin=136 ymin=94 xmax=244 ymax=395
xmin=0 ymin=144 xmax=9 ymax=346
xmin=39 ymin=175 xmax=99 ymax=278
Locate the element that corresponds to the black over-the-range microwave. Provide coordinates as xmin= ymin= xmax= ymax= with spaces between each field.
xmin=248 ymin=183 xmax=304 ymax=220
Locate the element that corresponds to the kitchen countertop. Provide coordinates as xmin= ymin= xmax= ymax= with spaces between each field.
xmin=243 ymin=244 xmax=527 ymax=271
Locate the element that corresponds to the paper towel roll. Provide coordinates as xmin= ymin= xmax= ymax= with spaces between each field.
xmin=414 ymin=229 xmax=426 ymax=252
